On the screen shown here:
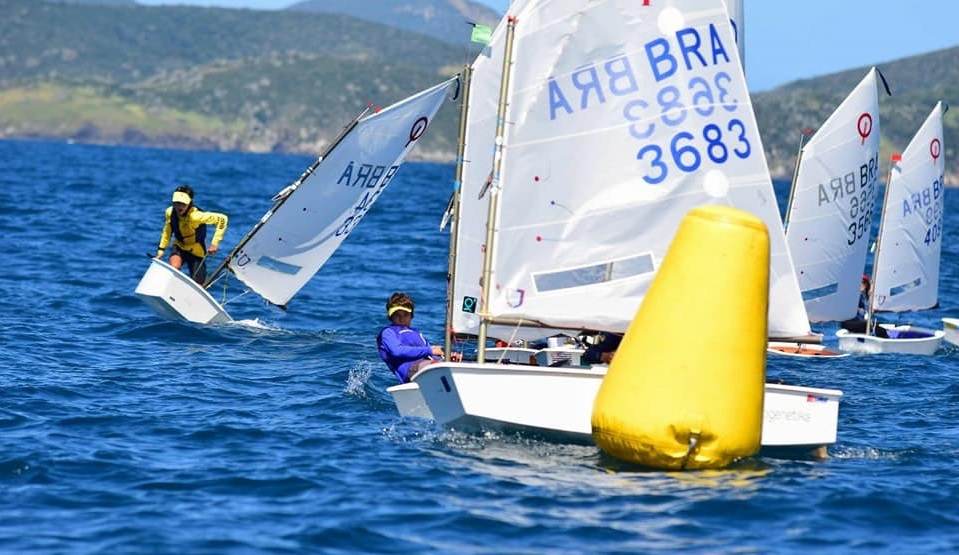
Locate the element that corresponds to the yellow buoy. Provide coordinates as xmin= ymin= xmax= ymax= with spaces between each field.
xmin=591 ymin=205 xmax=769 ymax=470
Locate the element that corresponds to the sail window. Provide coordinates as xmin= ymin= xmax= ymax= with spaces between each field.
xmin=255 ymin=256 xmax=302 ymax=276
xmin=532 ymin=254 xmax=654 ymax=292
xmin=890 ymin=278 xmax=922 ymax=297
xmin=800 ymin=282 xmax=838 ymax=302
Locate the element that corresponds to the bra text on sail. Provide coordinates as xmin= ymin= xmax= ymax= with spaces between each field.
xmin=334 ymin=162 xmax=401 ymax=237
xmin=547 ymin=23 xmax=732 ymax=121
xmin=902 ymin=173 xmax=944 ymax=245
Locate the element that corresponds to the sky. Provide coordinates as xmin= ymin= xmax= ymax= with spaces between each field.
xmin=135 ymin=0 xmax=959 ymax=92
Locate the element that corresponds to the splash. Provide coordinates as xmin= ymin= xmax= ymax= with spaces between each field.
xmin=344 ymin=361 xmax=375 ymax=398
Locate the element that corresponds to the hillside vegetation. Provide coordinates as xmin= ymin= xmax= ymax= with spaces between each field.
xmin=0 ymin=0 xmax=956 ymax=182
xmin=0 ymin=0 xmax=468 ymax=156
xmin=288 ymin=0 xmax=500 ymax=46
xmin=753 ymin=47 xmax=959 ymax=181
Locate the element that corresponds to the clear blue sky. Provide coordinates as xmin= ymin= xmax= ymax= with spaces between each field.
xmin=136 ymin=0 xmax=959 ymax=92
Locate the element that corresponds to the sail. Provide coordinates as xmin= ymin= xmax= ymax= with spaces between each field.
xmin=460 ymin=0 xmax=810 ymax=339
xmin=784 ymin=69 xmax=882 ymax=322
xmin=451 ymin=0 xmax=763 ymax=341
xmin=229 ymin=78 xmax=455 ymax=306
xmin=872 ymin=102 xmax=946 ymax=312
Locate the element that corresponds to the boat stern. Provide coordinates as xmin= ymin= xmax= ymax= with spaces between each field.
xmin=411 ymin=362 xmax=604 ymax=443
xmin=762 ymin=383 xmax=842 ymax=448
xmin=386 ymin=382 xmax=433 ymax=419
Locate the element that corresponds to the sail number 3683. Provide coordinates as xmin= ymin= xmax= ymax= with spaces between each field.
xmin=636 ymin=119 xmax=750 ymax=185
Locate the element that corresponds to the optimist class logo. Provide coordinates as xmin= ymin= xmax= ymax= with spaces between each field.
xmin=930 ymin=138 xmax=942 ymax=165
xmin=857 ymin=113 xmax=873 ymax=144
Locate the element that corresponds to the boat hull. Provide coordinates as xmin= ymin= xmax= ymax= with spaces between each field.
xmin=388 ymin=362 xmax=842 ymax=454
xmin=767 ymin=341 xmax=849 ymax=358
xmin=943 ymin=318 xmax=959 ymax=347
xmin=134 ymin=258 xmax=233 ymax=325
xmin=836 ymin=325 xmax=944 ymax=355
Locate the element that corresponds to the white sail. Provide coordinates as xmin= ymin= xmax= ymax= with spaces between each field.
xmin=872 ymin=102 xmax=946 ymax=312
xmin=228 ymin=79 xmax=455 ymax=306
xmin=458 ymin=0 xmax=809 ymax=339
xmin=784 ymin=69 xmax=882 ymax=322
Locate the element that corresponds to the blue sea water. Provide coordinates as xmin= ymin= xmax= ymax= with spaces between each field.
xmin=1 ymin=138 xmax=958 ymax=554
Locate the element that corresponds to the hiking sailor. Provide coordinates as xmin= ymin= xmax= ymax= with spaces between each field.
xmin=154 ymin=184 xmax=228 ymax=284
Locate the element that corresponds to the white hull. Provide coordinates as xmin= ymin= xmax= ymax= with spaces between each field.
xmin=942 ymin=318 xmax=959 ymax=347
xmin=388 ymin=362 xmax=842 ymax=453
xmin=134 ymin=258 xmax=233 ymax=325
xmin=836 ymin=325 xmax=944 ymax=355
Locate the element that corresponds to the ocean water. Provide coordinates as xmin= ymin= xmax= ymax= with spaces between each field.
xmin=1 ymin=138 xmax=958 ymax=554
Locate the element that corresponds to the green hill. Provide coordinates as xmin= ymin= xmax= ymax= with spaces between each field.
xmin=0 ymin=0 xmax=956 ymax=183
xmin=0 ymin=0 xmax=467 ymax=157
xmin=753 ymin=47 xmax=959 ymax=183
xmin=288 ymin=0 xmax=501 ymax=45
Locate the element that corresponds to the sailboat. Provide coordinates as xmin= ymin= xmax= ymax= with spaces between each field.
xmin=135 ymin=78 xmax=457 ymax=325
xmin=836 ymin=102 xmax=948 ymax=354
xmin=767 ymin=68 xmax=890 ymax=358
xmin=389 ymin=0 xmax=841 ymax=457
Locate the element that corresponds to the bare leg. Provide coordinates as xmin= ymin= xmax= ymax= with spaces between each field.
xmin=170 ymin=254 xmax=183 ymax=269
xmin=406 ymin=358 xmax=438 ymax=382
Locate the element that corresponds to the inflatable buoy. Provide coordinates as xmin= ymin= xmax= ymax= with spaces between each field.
xmin=591 ymin=205 xmax=768 ymax=470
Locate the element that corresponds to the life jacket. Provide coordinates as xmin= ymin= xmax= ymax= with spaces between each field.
xmin=171 ymin=204 xmax=207 ymax=249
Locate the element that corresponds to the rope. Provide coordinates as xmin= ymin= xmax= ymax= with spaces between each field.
xmin=680 ymin=433 xmax=701 ymax=470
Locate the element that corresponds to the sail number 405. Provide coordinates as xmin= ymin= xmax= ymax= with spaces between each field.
xmin=925 ymin=219 xmax=943 ymax=245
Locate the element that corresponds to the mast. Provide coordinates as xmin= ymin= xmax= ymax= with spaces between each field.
xmin=866 ymin=153 xmax=897 ymax=335
xmin=727 ymin=0 xmax=745 ymax=67
xmin=782 ymin=128 xmax=812 ymax=230
xmin=476 ymin=16 xmax=518 ymax=363
xmin=444 ymin=66 xmax=472 ymax=360
xmin=203 ymin=106 xmax=371 ymax=290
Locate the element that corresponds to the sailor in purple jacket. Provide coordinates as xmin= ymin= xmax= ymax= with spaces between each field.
xmin=377 ymin=292 xmax=445 ymax=383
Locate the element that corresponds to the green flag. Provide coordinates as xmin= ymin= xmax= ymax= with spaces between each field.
xmin=470 ymin=24 xmax=492 ymax=45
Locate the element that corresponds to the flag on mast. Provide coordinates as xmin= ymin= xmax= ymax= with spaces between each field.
xmin=470 ymin=23 xmax=492 ymax=45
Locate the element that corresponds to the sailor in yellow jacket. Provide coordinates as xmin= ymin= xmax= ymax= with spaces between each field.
xmin=155 ymin=184 xmax=228 ymax=284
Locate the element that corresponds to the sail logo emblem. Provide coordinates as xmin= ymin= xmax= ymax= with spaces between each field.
xmin=233 ymin=251 xmax=251 ymax=267
xmin=461 ymin=296 xmax=477 ymax=313
xmin=930 ymin=138 xmax=941 ymax=164
xmin=506 ymin=289 xmax=525 ymax=308
xmin=406 ymin=117 xmax=429 ymax=147
xmin=857 ymin=113 xmax=873 ymax=144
